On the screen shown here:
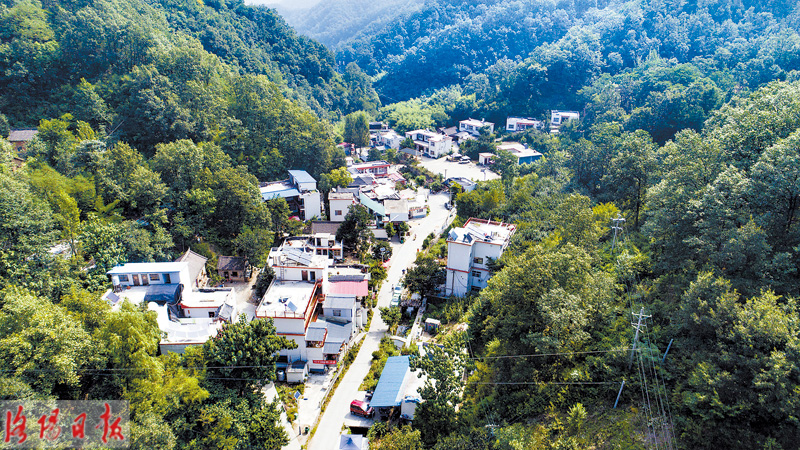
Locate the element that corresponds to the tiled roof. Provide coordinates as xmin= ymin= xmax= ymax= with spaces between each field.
xmin=217 ymin=256 xmax=246 ymax=271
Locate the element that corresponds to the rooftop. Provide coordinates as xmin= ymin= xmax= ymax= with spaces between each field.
xmin=257 ymin=280 xmax=318 ymax=318
xmin=260 ymin=180 xmax=301 ymax=200
xmin=460 ymin=118 xmax=494 ymax=127
xmin=323 ymin=294 xmax=358 ymax=310
xmin=384 ymin=199 xmax=408 ymax=214
xmin=329 ymin=191 xmax=356 ymax=201
xmin=8 ymin=129 xmax=37 ymax=142
xmin=448 ymin=218 xmax=516 ymax=246
xmin=271 ymin=247 xmax=329 ymax=268
xmin=174 ymin=248 xmax=208 ymax=283
xmin=180 ymin=288 xmax=234 ymax=308
xmin=288 ymin=170 xmax=316 ymax=185
xmin=310 ymin=221 xmax=342 ymax=236
xmin=149 ymin=303 xmax=222 ymax=345
xmin=370 ymin=355 xmax=411 ymax=408
xmin=217 ymin=256 xmax=246 ymax=271
xmin=107 ymin=262 xmax=187 ymax=275
xmin=350 ymin=160 xmax=390 ymax=170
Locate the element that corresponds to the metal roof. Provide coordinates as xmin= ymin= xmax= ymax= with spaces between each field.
xmin=328 ymin=281 xmax=368 ymax=297
xmin=288 ymin=170 xmax=316 ymax=184
xmin=143 ymin=284 xmax=182 ymax=304
xmin=306 ymin=323 xmax=327 ymax=341
xmin=8 ymin=129 xmax=37 ymax=142
xmin=370 ymin=356 xmax=410 ymax=408
xmin=338 ymin=435 xmax=366 ymax=450
xmin=107 ymin=262 xmax=187 ymax=275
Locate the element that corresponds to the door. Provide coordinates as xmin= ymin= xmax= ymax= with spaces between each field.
xmin=309 ymin=271 xmax=316 ymax=282
xmin=132 ymin=274 xmax=140 ymax=286
xmin=301 ymin=270 xmax=308 ymax=281
xmin=163 ymin=273 xmax=171 ymax=284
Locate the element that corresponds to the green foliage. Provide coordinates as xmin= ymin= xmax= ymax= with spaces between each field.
xmin=203 ymin=318 xmax=297 ymax=393
xmin=344 ymin=111 xmax=370 ymax=147
xmin=336 ymin=204 xmax=374 ymax=257
xmin=371 ymin=425 xmax=423 ymax=450
xmin=403 ymin=253 xmax=442 ymax=297
xmin=379 ymin=306 xmax=401 ymax=332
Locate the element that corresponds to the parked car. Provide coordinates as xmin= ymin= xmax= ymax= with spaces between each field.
xmin=459 ymin=156 xmax=470 ymax=164
xmin=350 ymin=400 xmax=374 ymax=418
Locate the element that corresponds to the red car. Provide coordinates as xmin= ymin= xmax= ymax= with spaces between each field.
xmin=350 ymin=400 xmax=374 ymax=418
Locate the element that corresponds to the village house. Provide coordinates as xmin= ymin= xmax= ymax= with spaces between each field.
xmin=496 ymin=142 xmax=543 ymax=165
xmin=376 ymin=129 xmax=403 ymax=149
xmin=273 ymin=233 xmax=344 ymax=262
xmin=103 ymin=261 xmax=236 ymax=353
xmin=329 ymin=190 xmax=358 ymax=221
xmin=445 ymin=218 xmax=516 ymax=297
xmin=217 ymin=255 xmax=247 ymax=282
xmin=550 ymin=110 xmax=580 ymax=133
xmin=174 ymin=248 xmax=209 ymax=288
xmin=404 ymin=129 xmax=453 ymax=158
xmin=259 ymin=170 xmax=323 ymax=220
xmin=505 ymin=116 xmax=545 ymax=132
xmin=348 ymin=160 xmax=391 ymax=178
xmin=458 ymin=118 xmax=495 ymax=136
xmin=8 ymin=129 xmax=37 ymax=153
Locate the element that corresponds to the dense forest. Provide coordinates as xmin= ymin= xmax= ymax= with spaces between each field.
xmin=1 ymin=0 xmax=800 ymax=447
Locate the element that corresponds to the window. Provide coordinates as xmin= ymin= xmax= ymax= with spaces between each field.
xmin=149 ymin=273 xmax=160 ymax=281
xmin=118 ymin=275 xmax=129 ymax=282
xmin=473 ymin=257 xmax=484 ymax=264
xmin=335 ymin=210 xmax=342 ymax=216
xmin=231 ymin=272 xmax=238 ymax=277
xmin=208 ymin=312 xmax=215 ymax=318
xmin=472 ymin=270 xmax=481 ymax=278
xmin=333 ymin=310 xmax=342 ymax=317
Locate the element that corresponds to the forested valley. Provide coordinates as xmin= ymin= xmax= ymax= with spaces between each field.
xmin=1 ymin=0 xmax=799 ymax=448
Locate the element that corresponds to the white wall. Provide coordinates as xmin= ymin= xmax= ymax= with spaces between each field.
xmin=329 ymin=198 xmax=353 ymax=222
xmin=301 ymin=192 xmax=322 ymax=220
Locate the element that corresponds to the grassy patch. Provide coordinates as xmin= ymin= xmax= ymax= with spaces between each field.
xmin=276 ymin=383 xmax=305 ymax=423
xmin=359 ymin=336 xmax=401 ymax=391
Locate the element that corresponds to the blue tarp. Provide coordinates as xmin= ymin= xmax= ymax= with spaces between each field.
xmin=370 ymin=356 xmax=410 ymax=408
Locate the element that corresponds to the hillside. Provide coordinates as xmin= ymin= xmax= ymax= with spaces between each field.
xmin=267 ymin=0 xmax=427 ymax=49
xmin=337 ymin=0 xmax=800 ymax=106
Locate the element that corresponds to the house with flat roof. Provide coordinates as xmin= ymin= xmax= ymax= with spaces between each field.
xmin=104 ymin=261 xmax=236 ymax=353
xmin=404 ymin=129 xmax=453 ymax=158
xmin=268 ymin=245 xmax=330 ymax=284
xmin=329 ymin=190 xmax=358 ymax=222
xmin=259 ymin=170 xmax=323 ymax=220
xmin=445 ymin=218 xmax=516 ymax=297
xmin=550 ymin=110 xmax=580 ymax=133
xmin=348 ymin=160 xmax=391 ymax=178
xmin=497 ymin=142 xmax=543 ymax=165
xmin=506 ymin=116 xmax=544 ymax=132
xmin=459 ymin=118 xmax=494 ymax=137
xmin=377 ymin=129 xmax=403 ymax=149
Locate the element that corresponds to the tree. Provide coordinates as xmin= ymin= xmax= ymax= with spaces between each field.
xmin=203 ymin=318 xmax=296 ymax=393
xmin=493 ymin=149 xmax=519 ymax=192
xmin=0 ymin=287 xmax=93 ymax=396
xmin=372 ymin=240 xmax=393 ymax=261
xmin=369 ymin=262 xmax=388 ymax=290
xmin=336 ymin=204 xmax=374 ymax=257
xmin=600 ymin=130 xmax=657 ymax=227
xmin=372 ymin=425 xmax=423 ymax=450
xmin=368 ymin=147 xmax=383 ymax=162
xmin=404 ymin=254 xmax=442 ymax=296
xmin=344 ymin=111 xmax=370 ymax=148
xmin=379 ymin=306 xmax=401 ymax=332
xmin=80 ymin=217 xmax=125 ymax=271
xmin=410 ymin=333 xmax=466 ymax=445
xmin=400 ymin=136 xmax=415 ymax=149
xmin=232 ymin=226 xmax=273 ymax=268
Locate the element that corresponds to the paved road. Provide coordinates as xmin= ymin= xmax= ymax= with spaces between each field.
xmin=305 ymin=192 xmax=455 ymax=449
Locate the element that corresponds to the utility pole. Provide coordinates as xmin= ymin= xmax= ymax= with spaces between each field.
xmin=611 ymin=215 xmax=626 ymax=253
xmin=629 ymin=307 xmax=649 ymax=369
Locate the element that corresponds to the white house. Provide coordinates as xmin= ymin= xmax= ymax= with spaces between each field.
xmin=329 ymin=190 xmax=358 ymax=222
xmin=497 ymin=142 xmax=543 ymax=165
xmin=405 ymin=129 xmax=453 ymax=158
xmin=550 ymin=110 xmax=580 ymax=133
xmin=348 ymin=160 xmax=391 ymax=178
xmin=506 ymin=116 xmax=544 ymax=132
xmin=104 ymin=261 xmax=236 ymax=353
xmin=268 ymin=245 xmax=330 ymax=284
xmin=444 ymin=218 xmax=516 ymax=297
xmin=260 ymin=170 xmax=323 ymax=220
xmin=458 ymin=118 xmax=495 ymax=136
xmin=378 ymin=129 xmax=403 ymax=149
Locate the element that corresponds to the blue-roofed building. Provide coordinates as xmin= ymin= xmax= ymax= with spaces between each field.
xmin=369 ymin=355 xmax=425 ymax=420
xmin=259 ymin=170 xmax=322 ymax=220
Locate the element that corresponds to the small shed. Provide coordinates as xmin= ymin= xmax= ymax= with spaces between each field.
xmin=478 ymin=152 xmax=494 ymax=165
xmin=424 ymin=318 xmax=441 ymax=334
xmin=217 ymin=256 xmax=247 ymax=282
xmin=287 ymin=359 xmax=308 ymax=384
xmin=370 ymin=356 xmax=411 ymax=418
